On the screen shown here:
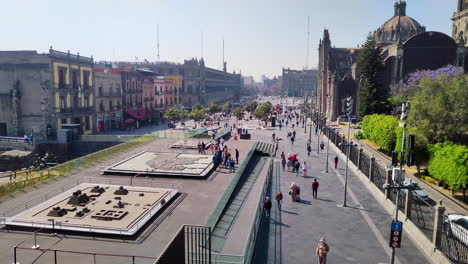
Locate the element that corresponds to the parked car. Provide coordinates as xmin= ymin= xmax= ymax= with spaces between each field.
xmin=399 ymin=178 xmax=429 ymax=201
xmin=446 ymin=214 xmax=468 ymax=246
xmin=337 ymin=115 xmax=348 ymax=123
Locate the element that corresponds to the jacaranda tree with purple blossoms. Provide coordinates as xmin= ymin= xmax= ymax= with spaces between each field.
xmin=398 ymin=65 xmax=467 ymax=144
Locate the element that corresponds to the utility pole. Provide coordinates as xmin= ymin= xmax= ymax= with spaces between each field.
xmin=342 ymin=96 xmax=352 ymax=207
xmin=390 ymin=101 xmax=410 ymax=264
xmin=325 ymin=127 xmax=331 ymax=173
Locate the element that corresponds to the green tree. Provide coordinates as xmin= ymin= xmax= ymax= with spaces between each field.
xmin=357 ymin=33 xmax=391 ymax=116
xmin=405 ymin=75 xmax=468 ymax=144
xmin=222 ymin=102 xmax=232 ymax=113
xmin=428 ymin=142 xmax=468 ymax=193
xmin=192 ymin=104 xmax=203 ymax=111
xmin=164 ymin=108 xmax=182 ymax=121
xmin=208 ymin=101 xmax=221 ymax=114
xmin=253 ymin=103 xmax=272 ymax=121
xmin=178 ymin=109 xmax=188 ymax=121
xmin=245 ymin=101 xmax=258 ymax=113
xmin=232 ymin=107 xmax=245 ymax=123
xmin=189 ymin=108 xmax=206 ymax=127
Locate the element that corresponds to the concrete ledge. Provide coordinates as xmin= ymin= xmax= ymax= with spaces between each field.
xmin=328 ymin=140 xmax=451 ymax=264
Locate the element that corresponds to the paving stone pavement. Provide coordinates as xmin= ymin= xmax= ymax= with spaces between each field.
xmin=248 ymin=114 xmax=432 ymax=264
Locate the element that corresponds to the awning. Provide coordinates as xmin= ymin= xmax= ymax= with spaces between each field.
xmin=126 ymin=109 xmax=147 ymax=120
xmin=124 ymin=118 xmax=135 ymax=124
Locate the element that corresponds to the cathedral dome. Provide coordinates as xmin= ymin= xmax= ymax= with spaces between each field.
xmin=374 ymin=1 xmax=426 ymax=44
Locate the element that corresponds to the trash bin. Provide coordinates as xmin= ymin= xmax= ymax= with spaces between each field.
xmin=234 ymin=135 xmax=238 ymax=140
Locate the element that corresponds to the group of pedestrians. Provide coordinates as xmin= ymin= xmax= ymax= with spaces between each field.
xmin=212 ymin=144 xmax=239 ymax=173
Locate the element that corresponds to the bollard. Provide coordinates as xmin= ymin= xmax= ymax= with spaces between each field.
xmin=385 ymin=167 xmax=392 ymax=199
xmin=432 ymin=200 xmax=446 ymax=249
xmin=369 ymin=156 xmax=375 ymax=182
xmin=405 ymin=189 xmax=412 ymax=219
xmin=357 ymin=147 xmax=363 ymax=171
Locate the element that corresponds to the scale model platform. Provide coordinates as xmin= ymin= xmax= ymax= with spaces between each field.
xmin=4 ymin=183 xmax=177 ymax=235
xmin=104 ymin=151 xmax=214 ymax=177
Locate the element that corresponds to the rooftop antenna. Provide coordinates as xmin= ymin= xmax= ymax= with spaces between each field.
xmin=306 ymin=16 xmax=310 ymax=69
xmin=157 ymin=24 xmax=160 ymax=61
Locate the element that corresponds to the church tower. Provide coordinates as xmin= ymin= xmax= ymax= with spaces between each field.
xmin=452 ymin=0 xmax=468 ymax=47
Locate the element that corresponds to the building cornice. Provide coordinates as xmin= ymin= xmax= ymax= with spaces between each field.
xmin=452 ymin=9 xmax=468 ymax=20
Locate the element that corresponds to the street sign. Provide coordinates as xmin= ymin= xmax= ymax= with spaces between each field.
xmin=389 ymin=220 xmax=403 ymax=248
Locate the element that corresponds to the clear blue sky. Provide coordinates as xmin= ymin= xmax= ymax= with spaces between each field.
xmin=1 ymin=0 xmax=456 ymax=80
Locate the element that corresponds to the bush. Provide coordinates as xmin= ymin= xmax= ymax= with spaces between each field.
xmin=354 ymin=131 xmax=365 ymax=139
xmin=425 ymin=176 xmax=436 ymax=184
xmin=362 ymin=114 xmax=398 ymax=152
xmin=428 ymin=142 xmax=468 ymax=190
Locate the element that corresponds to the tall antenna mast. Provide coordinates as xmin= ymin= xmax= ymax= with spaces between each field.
xmin=157 ymin=24 xmax=160 ymax=61
xmin=201 ymin=31 xmax=204 ymax=58
xmin=306 ymin=16 xmax=310 ymax=69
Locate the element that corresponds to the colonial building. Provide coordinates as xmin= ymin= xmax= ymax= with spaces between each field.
xmin=165 ymin=75 xmax=183 ymax=106
xmin=121 ymin=70 xmax=146 ymax=125
xmin=452 ymin=0 xmax=468 ymax=47
xmin=110 ymin=58 xmax=241 ymax=108
xmin=0 ymin=48 xmax=95 ymax=140
xmin=94 ymin=68 xmax=123 ymax=132
xmin=316 ymin=30 xmax=361 ymax=121
xmin=316 ymin=0 xmax=467 ymax=121
xmin=281 ymin=68 xmax=317 ymax=97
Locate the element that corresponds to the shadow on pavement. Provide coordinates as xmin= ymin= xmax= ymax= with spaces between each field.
xmin=280 ymin=210 xmax=299 ymax=215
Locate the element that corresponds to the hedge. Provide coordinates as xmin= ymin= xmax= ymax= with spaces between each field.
xmin=362 ymin=114 xmax=398 ymax=152
xmin=428 ymin=142 xmax=468 ymax=190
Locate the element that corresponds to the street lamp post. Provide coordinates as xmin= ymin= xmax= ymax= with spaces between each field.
xmin=325 ymin=127 xmax=332 ymax=173
xmin=389 ymin=101 xmax=410 ymax=264
xmin=342 ymin=97 xmax=353 ymax=207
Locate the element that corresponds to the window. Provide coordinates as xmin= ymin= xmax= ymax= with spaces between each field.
xmin=98 ymin=85 xmax=103 ymax=96
xmin=85 ymin=116 xmax=90 ymax=130
xmin=160 ymin=98 xmax=163 ymax=107
xmin=99 ymin=100 xmax=104 ymax=112
xmin=109 ymin=101 xmax=113 ymax=110
xmin=109 ymin=85 xmax=113 ymax=96
xmin=72 ymin=72 xmax=78 ymax=90
xmin=61 ymin=119 xmax=67 ymax=124
xmin=160 ymin=86 xmax=163 ymax=92
xmin=73 ymin=95 xmax=79 ymax=108
xmin=60 ymin=96 xmax=65 ymax=109
xmin=84 ymin=96 xmax=89 ymax=108
xmin=59 ymin=69 xmax=66 ymax=88
xmin=83 ymin=71 xmax=90 ymax=88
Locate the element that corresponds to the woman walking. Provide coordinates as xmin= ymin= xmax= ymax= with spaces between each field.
xmin=302 ymin=161 xmax=308 ymax=177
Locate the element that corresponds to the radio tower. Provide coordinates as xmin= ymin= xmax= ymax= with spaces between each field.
xmin=306 ymin=16 xmax=310 ymax=69
xmin=157 ymin=24 xmax=160 ymax=61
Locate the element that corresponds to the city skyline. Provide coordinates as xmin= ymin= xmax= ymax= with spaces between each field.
xmin=1 ymin=0 xmax=456 ymax=79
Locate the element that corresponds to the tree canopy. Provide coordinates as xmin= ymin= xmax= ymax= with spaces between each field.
xmin=208 ymin=101 xmax=221 ymax=114
xmin=222 ymin=102 xmax=232 ymax=113
xmin=189 ymin=108 xmax=206 ymax=122
xmin=253 ymin=102 xmax=272 ymax=121
xmin=245 ymin=101 xmax=258 ymax=113
xmin=356 ymin=33 xmax=391 ymax=116
xmin=232 ymin=107 xmax=245 ymax=122
xmin=399 ymin=71 xmax=467 ymax=144
xmin=164 ymin=108 xmax=182 ymax=121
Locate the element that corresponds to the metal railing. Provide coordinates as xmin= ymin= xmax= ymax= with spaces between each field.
xmin=0 ymin=135 xmax=155 ymax=198
xmin=440 ymin=214 xmax=468 ymax=264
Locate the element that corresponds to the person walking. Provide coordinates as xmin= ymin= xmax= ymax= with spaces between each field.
xmin=276 ymin=192 xmax=283 ymax=210
xmin=281 ymin=158 xmax=286 ymax=171
xmin=302 ymin=161 xmax=308 ymax=177
xmin=295 ymin=161 xmax=300 ymax=176
xmin=320 ymin=142 xmax=325 ymax=151
xmin=292 ymin=130 xmax=296 ymax=138
xmin=316 ymin=238 xmax=330 ymax=264
xmin=272 ymin=132 xmax=276 ymax=142
xmin=307 ymin=145 xmax=312 ymax=156
xmin=280 ymin=151 xmax=285 ymax=160
xmin=264 ymin=197 xmax=272 ymax=217
xmin=235 ymin=149 xmax=239 ymax=164
xmin=334 ymin=156 xmax=339 ymax=169
xmin=291 ymin=136 xmax=295 ymax=145
xmin=312 ymin=179 xmax=319 ymax=199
